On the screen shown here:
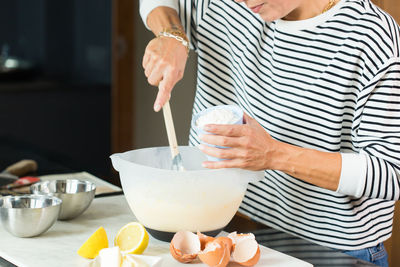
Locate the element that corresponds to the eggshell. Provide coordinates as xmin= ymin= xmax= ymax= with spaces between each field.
xmin=197 ymin=231 xmax=215 ymax=250
xmin=198 ymin=239 xmax=230 ymax=267
xmin=170 ymin=231 xmax=201 ymax=263
xmin=231 ymin=238 xmax=260 ymax=266
xmin=215 ymin=236 xmax=233 ymax=254
xmin=227 ymin=232 xmax=255 ymax=244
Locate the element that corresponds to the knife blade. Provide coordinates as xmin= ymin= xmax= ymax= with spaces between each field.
xmin=0 ymin=172 xmax=18 ymax=186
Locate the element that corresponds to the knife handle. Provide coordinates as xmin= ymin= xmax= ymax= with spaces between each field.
xmin=5 ymin=160 xmax=38 ymax=177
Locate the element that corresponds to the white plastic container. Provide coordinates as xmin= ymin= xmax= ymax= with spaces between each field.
xmin=110 ymin=146 xmax=263 ymax=242
xmin=191 ymin=105 xmax=244 ymax=161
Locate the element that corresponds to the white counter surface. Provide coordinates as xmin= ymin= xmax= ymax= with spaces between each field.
xmin=0 ymin=195 xmax=312 ymax=267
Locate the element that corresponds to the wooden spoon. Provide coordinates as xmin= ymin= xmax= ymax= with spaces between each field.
xmin=162 ymin=100 xmax=184 ymax=171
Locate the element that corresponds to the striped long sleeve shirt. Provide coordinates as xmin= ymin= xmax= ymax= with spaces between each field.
xmin=140 ymin=0 xmax=400 ymax=250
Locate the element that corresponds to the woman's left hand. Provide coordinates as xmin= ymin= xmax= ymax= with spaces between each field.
xmin=199 ymin=113 xmax=278 ymax=170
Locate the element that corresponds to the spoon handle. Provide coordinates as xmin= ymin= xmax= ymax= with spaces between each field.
xmin=162 ymin=101 xmax=179 ymax=158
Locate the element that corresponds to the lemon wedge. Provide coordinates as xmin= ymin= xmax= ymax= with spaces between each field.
xmin=78 ymin=227 xmax=109 ymax=259
xmin=114 ymin=222 xmax=149 ymax=254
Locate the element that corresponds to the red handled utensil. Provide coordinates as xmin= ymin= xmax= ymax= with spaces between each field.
xmin=2 ymin=176 xmax=40 ymax=190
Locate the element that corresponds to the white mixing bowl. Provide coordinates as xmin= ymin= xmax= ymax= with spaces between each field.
xmin=110 ymin=146 xmax=263 ymax=242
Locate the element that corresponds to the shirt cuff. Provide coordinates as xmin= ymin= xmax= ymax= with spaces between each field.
xmin=336 ymin=153 xmax=367 ymax=197
xmin=139 ymin=0 xmax=179 ymax=30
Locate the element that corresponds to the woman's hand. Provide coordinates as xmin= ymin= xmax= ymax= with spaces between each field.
xmin=199 ymin=113 xmax=279 ymax=170
xmin=142 ymin=36 xmax=188 ymax=112
xmin=200 ymin=113 xmax=341 ymax=190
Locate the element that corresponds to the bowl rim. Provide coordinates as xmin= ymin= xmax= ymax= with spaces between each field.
xmin=111 ymin=146 xmax=247 ymax=174
xmin=30 ymin=179 xmax=96 ymax=195
xmin=0 ymin=194 xmax=62 ymax=209
xmin=110 ymin=145 xmax=264 ymax=176
xmin=110 ymin=146 xmax=264 ymax=188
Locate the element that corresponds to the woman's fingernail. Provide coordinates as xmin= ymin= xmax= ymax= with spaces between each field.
xmin=202 ymin=162 xmax=207 ymax=168
xmin=199 ymin=134 xmax=205 ymax=140
xmin=204 ymin=125 xmax=211 ymax=131
xmin=198 ymin=144 xmax=204 ymax=150
xmin=154 ymin=104 xmax=161 ymax=112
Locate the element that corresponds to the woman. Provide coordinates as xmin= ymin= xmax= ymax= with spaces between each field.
xmin=140 ymin=0 xmax=400 ymax=266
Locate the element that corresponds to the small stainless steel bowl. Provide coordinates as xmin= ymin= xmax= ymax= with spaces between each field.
xmin=31 ymin=179 xmax=96 ymax=220
xmin=0 ymin=195 xmax=62 ymax=237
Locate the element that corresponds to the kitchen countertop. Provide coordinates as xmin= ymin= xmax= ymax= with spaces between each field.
xmin=0 ymin=194 xmax=377 ymax=267
xmin=0 ymin=195 xmax=130 ymax=267
xmin=0 ymin=195 xmax=311 ymax=267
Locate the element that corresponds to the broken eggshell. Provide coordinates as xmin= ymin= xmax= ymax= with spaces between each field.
xmin=227 ymin=232 xmax=255 ymax=243
xmin=197 ymin=231 xmax=216 ymax=250
xmin=170 ymin=230 xmax=201 ymax=263
xmin=228 ymin=232 xmax=260 ymax=267
xmin=170 ymin=231 xmax=260 ymax=267
xmin=198 ymin=238 xmax=230 ymax=267
xmin=214 ymin=236 xmax=233 ymax=254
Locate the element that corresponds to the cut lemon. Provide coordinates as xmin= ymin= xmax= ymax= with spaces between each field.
xmin=77 ymin=226 xmax=109 ymax=259
xmin=114 ymin=222 xmax=149 ymax=254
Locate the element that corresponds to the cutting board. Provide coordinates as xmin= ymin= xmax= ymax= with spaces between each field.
xmin=0 ymin=195 xmax=312 ymax=267
xmin=157 ymin=244 xmax=312 ymax=267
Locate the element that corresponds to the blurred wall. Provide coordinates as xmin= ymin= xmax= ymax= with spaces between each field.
xmin=0 ymin=0 xmax=112 ymax=177
xmin=133 ymin=15 xmax=197 ymax=149
xmin=0 ymin=0 xmax=111 ymax=84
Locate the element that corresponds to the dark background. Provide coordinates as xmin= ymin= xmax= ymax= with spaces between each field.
xmin=0 ymin=0 xmax=112 ymax=181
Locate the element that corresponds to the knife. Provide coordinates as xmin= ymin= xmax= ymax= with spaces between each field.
xmin=0 ymin=160 xmax=38 ymax=187
xmin=0 ymin=172 xmax=17 ymax=186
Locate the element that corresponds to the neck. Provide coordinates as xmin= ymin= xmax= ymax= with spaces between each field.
xmin=284 ymin=0 xmax=334 ymax=21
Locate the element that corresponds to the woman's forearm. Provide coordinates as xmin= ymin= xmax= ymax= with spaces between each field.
xmin=199 ymin=114 xmax=342 ymax=192
xmin=271 ymin=141 xmax=342 ymax=191
xmin=141 ymin=6 xmax=189 ymax=111
xmin=147 ymin=7 xmax=185 ymax=36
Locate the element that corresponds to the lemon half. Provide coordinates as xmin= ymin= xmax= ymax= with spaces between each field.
xmin=114 ymin=222 xmax=149 ymax=254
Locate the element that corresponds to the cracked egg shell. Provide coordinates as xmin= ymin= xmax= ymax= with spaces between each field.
xmin=170 ymin=231 xmax=201 ymax=263
xmin=198 ymin=238 xmax=230 ymax=267
xmin=215 ymin=236 xmax=233 ymax=254
xmin=227 ymin=232 xmax=256 ymax=244
xmin=231 ymin=237 xmax=260 ymax=266
xmin=197 ymin=231 xmax=215 ymax=250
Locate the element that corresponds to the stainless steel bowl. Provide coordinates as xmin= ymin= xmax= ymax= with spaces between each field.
xmin=31 ymin=180 xmax=96 ymax=220
xmin=0 ymin=195 xmax=62 ymax=237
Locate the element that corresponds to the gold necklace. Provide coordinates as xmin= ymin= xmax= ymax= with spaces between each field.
xmin=322 ymin=0 xmax=337 ymax=14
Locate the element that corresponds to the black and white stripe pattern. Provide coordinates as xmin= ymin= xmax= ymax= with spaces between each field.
xmin=179 ymin=0 xmax=400 ymax=250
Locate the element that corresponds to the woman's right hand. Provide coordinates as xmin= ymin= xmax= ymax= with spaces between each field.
xmin=142 ymin=35 xmax=188 ymax=112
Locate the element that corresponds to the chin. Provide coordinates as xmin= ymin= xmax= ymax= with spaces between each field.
xmin=259 ymin=13 xmax=280 ymax=22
